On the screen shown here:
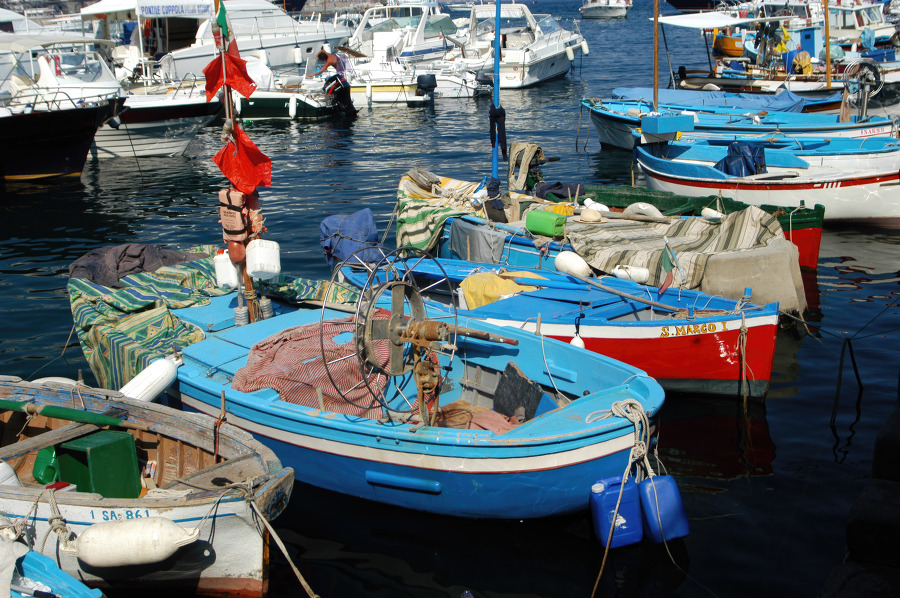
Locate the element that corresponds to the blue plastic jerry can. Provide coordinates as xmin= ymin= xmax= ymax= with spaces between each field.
xmin=639 ymin=475 xmax=690 ymax=543
xmin=590 ymin=476 xmax=643 ymax=548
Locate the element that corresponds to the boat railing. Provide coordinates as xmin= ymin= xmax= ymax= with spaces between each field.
xmin=2 ymin=88 xmax=118 ymax=112
xmin=169 ymin=74 xmax=203 ymax=98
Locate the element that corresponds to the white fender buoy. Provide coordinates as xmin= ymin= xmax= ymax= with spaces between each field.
xmin=612 ymin=265 xmax=650 ymax=284
xmin=701 ymin=207 xmax=726 ymax=221
xmin=581 ymin=40 xmax=590 ymax=56
xmin=555 ymin=251 xmax=592 ymax=278
xmin=293 ymin=46 xmax=304 ymax=64
xmin=623 ymin=202 xmax=664 ymax=219
xmin=232 ymin=90 xmax=242 ymax=115
xmin=120 ymin=356 xmax=181 ymax=402
xmin=289 ymin=95 xmax=298 ymax=119
xmin=565 ymin=45 xmax=575 ymax=62
xmin=63 ymin=518 xmax=199 ymax=567
xmin=570 ymin=334 xmax=585 ymax=349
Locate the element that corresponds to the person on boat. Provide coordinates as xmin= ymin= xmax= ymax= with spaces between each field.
xmin=308 ymin=45 xmax=345 ymax=77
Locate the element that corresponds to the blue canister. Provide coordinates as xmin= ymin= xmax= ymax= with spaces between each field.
xmin=590 ymin=476 xmax=643 ymax=548
xmin=639 ymin=475 xmax=690 ymax=543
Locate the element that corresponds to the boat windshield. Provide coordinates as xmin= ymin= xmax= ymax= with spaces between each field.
xmin=830 ymin=5 xmax=885 ymax=29
xmin=423 ymin=15 xmax=458 ymax=39
xmin=535 ymin=15 xmax=562 ymax=35
xmin=759 ymin=2 xmax=811 ymax=19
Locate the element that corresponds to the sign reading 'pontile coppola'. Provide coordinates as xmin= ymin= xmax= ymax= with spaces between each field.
xmin=139 ymin=2 xmax=213 ymax=17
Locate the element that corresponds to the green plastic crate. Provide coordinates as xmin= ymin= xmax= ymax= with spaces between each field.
xmin=57 ymin=430 xmax=141 ymax=498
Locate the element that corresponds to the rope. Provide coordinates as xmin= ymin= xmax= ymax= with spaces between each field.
xmin=39 ymin=489 xmax=72 ymax=553
xmin=249 ymin=500 xmax=320 ymax=598
xmin=588 ymin=398 xmax=652 ymax=598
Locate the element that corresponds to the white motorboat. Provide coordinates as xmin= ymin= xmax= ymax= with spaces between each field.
xmin=445 ymin=3 xmax=589 ymax=89
xmin=344 ymin=0 xmax=462 ymax=65
xmin=0 ymin=34 xmax=220 ymax=159
xmin=80 ymin=0 xmax=352 ymax=81
xmin=579 ymin=0 xmax=632 ymax=20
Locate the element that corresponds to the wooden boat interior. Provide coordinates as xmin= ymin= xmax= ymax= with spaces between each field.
xmin=0 ymin=378 xmax=272 ymax=497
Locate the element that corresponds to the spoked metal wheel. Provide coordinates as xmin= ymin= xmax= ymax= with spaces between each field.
xmin=843 ymin=58 xmax=883 ymax=115
xmin=318 ymin=247 xmax=461 ymax=423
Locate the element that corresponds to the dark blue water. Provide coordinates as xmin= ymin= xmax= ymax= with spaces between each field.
xmin=2 ymin=1 xmax=899 ymax=596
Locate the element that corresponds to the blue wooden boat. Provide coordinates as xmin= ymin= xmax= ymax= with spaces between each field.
xmin=634 ymin=137 xmax=900 ymax=226
xmin=611 ymin=86 xmax=843 ymax=113
xmin=172 ymin=266 xmax=666 ymax=519
xmin=338 ymin=254 xmax=780 ymax=398
xmin=10 ymin=550 xmax=103 ymax=598
xmin=582 ymin=97 xmax=899 ymax=150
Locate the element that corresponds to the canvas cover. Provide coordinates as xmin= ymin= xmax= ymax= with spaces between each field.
xmin=320 ymin=208 xmax=386 ymax=268
xmin=713 ymin=141 xmax=767 ymax=177
xmin=567 ymin=206 xmax=784 ymax=290
xmin=611 ymin=87 xmax=841 ymax=113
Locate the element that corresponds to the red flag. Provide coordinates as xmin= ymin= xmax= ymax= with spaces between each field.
xmin=213 ymin=124 xmax=271 ymax=194
xmin=203 ymin=41 xmax=257 ymax=102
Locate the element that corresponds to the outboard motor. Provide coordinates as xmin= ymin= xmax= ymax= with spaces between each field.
xmin=323 ymin=74 xmax=358 ymax=120
xmin=416 ymin=74 xmax=437 ymax=99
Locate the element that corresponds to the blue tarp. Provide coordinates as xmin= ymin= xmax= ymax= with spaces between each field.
xmin=319 ymin=208 xmax=385 ymax=268
xmin=713 ymin=142 xmax=767 ymax=177
xmin=612 ymin=87 xmax=842 ymax=113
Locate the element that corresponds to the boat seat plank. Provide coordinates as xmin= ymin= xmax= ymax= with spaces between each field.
xmin=0 ymin=422 xmax=100 ymax=460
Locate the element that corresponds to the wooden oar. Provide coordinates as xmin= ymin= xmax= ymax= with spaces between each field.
xmin=0 ymin=399 xmax=149 ymax=431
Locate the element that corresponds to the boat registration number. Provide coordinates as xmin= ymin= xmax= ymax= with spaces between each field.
xmin=91 ymin=509 xmax=152 ymax=521
xmin=660 ymin=322 xmax=727 ymax=337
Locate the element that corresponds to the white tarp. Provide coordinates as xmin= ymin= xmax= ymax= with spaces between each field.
xmin=80 ymin=0 xmax=213 ymax=19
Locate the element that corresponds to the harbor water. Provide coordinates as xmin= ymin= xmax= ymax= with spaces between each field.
xmin=2 ymin=1 xmax=899 ymax=596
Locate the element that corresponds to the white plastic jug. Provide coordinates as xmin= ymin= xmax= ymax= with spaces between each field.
xmin=214 ymin=251 xmax=240 ymax=289
xmin=246 ymin=239 xmax=281 ymax=280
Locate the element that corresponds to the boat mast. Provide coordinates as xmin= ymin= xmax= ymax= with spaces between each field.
xmin=824 ymin=0 xmax=831 ymax=89
xmin=492 ymin=1 xmax=501 ymax=178
xmin=653 ymin=0 xmax=659 ymax=111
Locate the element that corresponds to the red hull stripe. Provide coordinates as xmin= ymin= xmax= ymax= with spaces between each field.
xmin=649 ymin=170 xmax=900 ymax=191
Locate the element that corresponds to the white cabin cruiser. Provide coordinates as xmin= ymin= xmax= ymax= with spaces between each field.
xmin=446 ymin=3 xmax=589 ymax=89
xmin=0 ymin=34 xmax=219 ymax=159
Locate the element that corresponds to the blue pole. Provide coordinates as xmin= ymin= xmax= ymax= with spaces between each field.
xmin=491 ymin=1 xmax=501 ymax=179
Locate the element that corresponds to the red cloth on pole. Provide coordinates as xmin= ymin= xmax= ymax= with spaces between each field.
xmin=213 ymin=124 xmax=271 ymax=194
xmin=203 ymin=41 xmax=257 ymax=102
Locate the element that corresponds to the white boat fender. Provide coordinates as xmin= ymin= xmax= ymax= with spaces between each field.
xmin=581 ymin=40 xmax=590 ymax=56
xmin=289 ymin=95 xmax=298 ymax=119
xmin=583 ymin=198 xmax=609 ymax=213
xmin=293 ymin=46 xmax=305 ymax=64
xmin=61 ymin=518 xmax=200 ymax=568
xmin=555 ymin=251 xmax=592 ymax=278
xmin=623 ymin=202 xmax=664 ymax=219
xmin=120 ymin=356 xmax=181 ymax=403
xmin=565 ymin=45 xmax=575 ymax=61
xmin=701 ymin=207 xmax=726 ymax=221
xmin=612 ymin=265 xmax=650 ymax=284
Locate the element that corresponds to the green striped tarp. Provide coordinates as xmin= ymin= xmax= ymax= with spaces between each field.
xmin=69 ymin=247 xmax=359 ymax=390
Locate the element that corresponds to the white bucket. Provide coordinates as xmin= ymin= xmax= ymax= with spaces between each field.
xmin=612 ymin=265 xmax=650 ymax=284
xmin=246 ymin=239 xmax=281 ymax=280
xmin=214 ymin=251 xmax=240 ymax=289
xmin=0 ymin=460 xmax=22 ymax=486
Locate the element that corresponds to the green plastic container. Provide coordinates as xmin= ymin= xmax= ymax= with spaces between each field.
xmin=57 ymin=430 xmax=141 ymax=498
xmin=525 ymin=210 xmax=567 ymax=237
xmin=32 ymin=447 xmax=59 ymax=485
